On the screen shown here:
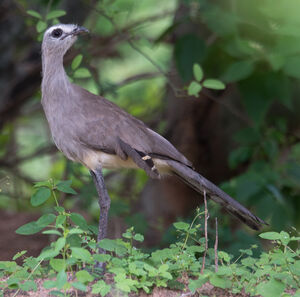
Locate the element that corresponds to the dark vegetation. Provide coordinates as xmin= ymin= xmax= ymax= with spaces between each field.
xmin=0 ymin=0 xmax=300 ymax=295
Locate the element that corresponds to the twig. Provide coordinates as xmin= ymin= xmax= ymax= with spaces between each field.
xmin=91 ymin=4 xmax=254 ymax=124
xmin=214 ymin=217 xmax=218 ymax=272
xmin=202 ymin=89 xmax=253 ymax=126
xmin=0 ymin=145 xmax=57 ymax=168
xmin=201 ymin=190 xmax=209 ymax=274
xmin=91 ymin=6 xmax=182 ymax=96
xmin=123 ymin=10 xmax=175 ymax=32
xmin=102 ymin=72 xmax=161 ymax=93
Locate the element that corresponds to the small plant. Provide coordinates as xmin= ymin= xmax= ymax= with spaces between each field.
xmin=187 ymin=63 xmax=226 ymax=97
xmin=0 ymin=179 xmax=299 ymax=296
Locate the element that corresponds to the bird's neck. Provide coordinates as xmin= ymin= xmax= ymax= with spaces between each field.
xmin=41 ymin=53 xmax=70 ymax=98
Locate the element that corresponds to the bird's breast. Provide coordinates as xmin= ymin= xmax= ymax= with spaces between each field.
xmin=82 ymin=150 xmax=138 ymax=170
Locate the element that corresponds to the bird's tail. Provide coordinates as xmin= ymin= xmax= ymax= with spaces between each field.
xmin=167 ymin=160 xmax=267 ymax=230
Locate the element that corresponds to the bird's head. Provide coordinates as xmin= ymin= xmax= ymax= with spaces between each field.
xmin=42 ymin=24 xmax=89 ymax=56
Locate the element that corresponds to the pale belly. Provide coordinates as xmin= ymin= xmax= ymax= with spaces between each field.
xmin=82 ymin=150 xmax=171 ymax=175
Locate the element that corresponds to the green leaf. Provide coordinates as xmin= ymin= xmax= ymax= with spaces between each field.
xmin=36 ymin=20 xmax=47 ymax=33
xmin=46 ymin=10 xmax=66 ymax=20
xmin=188 ymin=81 xmax=202 ymax=97
xmin=7 ymin=277 xmax=20 ymax=289
xmin=268 ymin=54 xmax=285 ymax=71
xmin=68 ymin=228 xmax=85 ymax=235
xmin=54 ymin=206 xmax=65 ymax=213
xmin=43 ymin=280 xmax=57 ymax=289
xmin=202 ymin=79 xmax=225 ymax=90
xmin=50 ymin=259 xmax=66 ymax=272
xmin=38 ymin=248 xmax=59 ymax=260
xmin=49 ymin=290 xmax=64 ymax=297
xmin=74 ymin=68 xmax=91 ymax=78
xmin=229 ymin=146 xmax=253 ymax=169
xmin=283 ymin=56 xmax=300 ymax=79
xmin=122 ymin=230 xmax=133 ymax=239
xmin=259 ymin=232 xmax=281 ymax=241
xmin=279 ymin=231 xmax=290 ymax=245
xmin=42 ymin=230 xmax=62 ymax=236
xmin=31 ymin=187 xmax=51 ymax=206
xmin=34 ymin=180 xmax=52 ymax=188
xmin=72 ymin=282 xmax=87 ymax=292
xmin=27 ymin=10 xmax=42 ymax=19
xmin=209 ymin=274 xmax=231 ymax=289
xmin=76 ymin=270 xmax=94 ymax=284
xmin=290 ymin=261 xmax=300 ymax=276
xmin=12 ymin=250 xmax=27 ymax=260
xmin=193 ymin=64 xmax=203 ymax=81
xmin=37 ymin=213 xmax=56 ymax=225
xmin=0 ymin=261 xmax=17 ymax=272
xmin=256 ymin=278 xmax=285 ymax=297
xmin=56 ymin=180 xmax=77 ymax=194
xmin=92 ymin=280 xmax=111 ymax=296
xmin=70 ymin=213 xmax=89 ymax=230
xmin=71 ymin=247 xmax=92 ymax=262
xmin=189 ymin=276 xmax=207 ymax=293
xmin=115 ymin=245 xmax=127 ymax=256
xmin=71 ymin=55 xmax=83 ymax=70
xmin=98 ymin=239 xmax=117 ymax=252
xmin=55 ymin=237 xmax=66 ymax=253
xmin=222 ymin=60 xmax=254 ymax=83
xmin=20 ymin=280 xmax=37 ymax=292
xmin=173 ymin=222 xmax=189 ymax=231
xmin=93 ymin=254 xmax=111 ymax=262
xmin=133 ymin=234 xmax=144 ymax=242
xmin=16 ymin=222 xmax=42 ymax=235
xmin=56 ymin=214 xmax=66 ymax=227
xmin=204 ymin=6 xmax=239 ymax=36
xmin=218 ymin=251 xmax=231 ymax=263
xmin=56 ymin=270 xmax=67 ymax=289
xmin=239 ymin=72 xmax=289 ymax=124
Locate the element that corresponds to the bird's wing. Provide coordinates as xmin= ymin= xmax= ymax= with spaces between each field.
xmin=73 ymin=85 xmax=192 ymax=171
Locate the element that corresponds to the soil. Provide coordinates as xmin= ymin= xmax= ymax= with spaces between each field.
xmin=0 ymin=210 xmax=50 ymax=262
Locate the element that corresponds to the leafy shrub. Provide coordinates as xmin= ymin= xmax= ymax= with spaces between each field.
xmin=0 ymin=180 xmax=299 ymax=296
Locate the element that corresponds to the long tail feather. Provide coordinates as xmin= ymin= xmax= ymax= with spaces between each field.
xmin=167 ymin=160 xmax=267 ymax=230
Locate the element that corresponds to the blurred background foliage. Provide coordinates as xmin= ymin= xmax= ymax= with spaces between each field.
xmin=0 ymin=0 xmax=299 ymax=258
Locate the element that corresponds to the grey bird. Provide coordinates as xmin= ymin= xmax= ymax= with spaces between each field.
xmin=41 ymin=24 xmax=266 ymax=246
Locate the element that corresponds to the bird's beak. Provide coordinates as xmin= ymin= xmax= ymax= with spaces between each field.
xmin=72 ymin=26 xmax=89 ymax=36
xmin=61 ymin=26 xmax=89 ymax=40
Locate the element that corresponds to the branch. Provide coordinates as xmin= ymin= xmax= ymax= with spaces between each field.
xmin=202 ymin=89 xmax=253 ymax=126
xmin=102 ymin=72 xmax=161 ymax=93
xmin=214 ymin=217 xmax=218 ymax=273
xmin=91 ymin=6 xmax=253 ymax=125
xmin=0 ymin=145 xmax=57 ymax=168
xmin=91 ymin=7 xmax=182 ymax=96
xmin=201 ymin=190 xmax=209 ymax=274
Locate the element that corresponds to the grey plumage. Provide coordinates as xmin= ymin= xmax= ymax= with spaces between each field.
xmin=41 ymin=23 xmax=267 ymax=241
xmin=167 ymin=160 xmax=265 ymax=230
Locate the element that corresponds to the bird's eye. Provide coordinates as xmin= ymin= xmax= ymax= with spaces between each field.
xmin=51 ymin=28 xmax=63 ymax=38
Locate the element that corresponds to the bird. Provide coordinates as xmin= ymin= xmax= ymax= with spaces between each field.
xmin=41 ymin=24 xmax=267 ymax=247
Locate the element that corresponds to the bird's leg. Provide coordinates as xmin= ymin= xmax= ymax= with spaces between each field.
xmin=90 ymin=168 xmax=111 ymax=258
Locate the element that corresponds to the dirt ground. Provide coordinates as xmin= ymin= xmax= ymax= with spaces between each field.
xmin=0 ymin=210 xmax=50 ymax=261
